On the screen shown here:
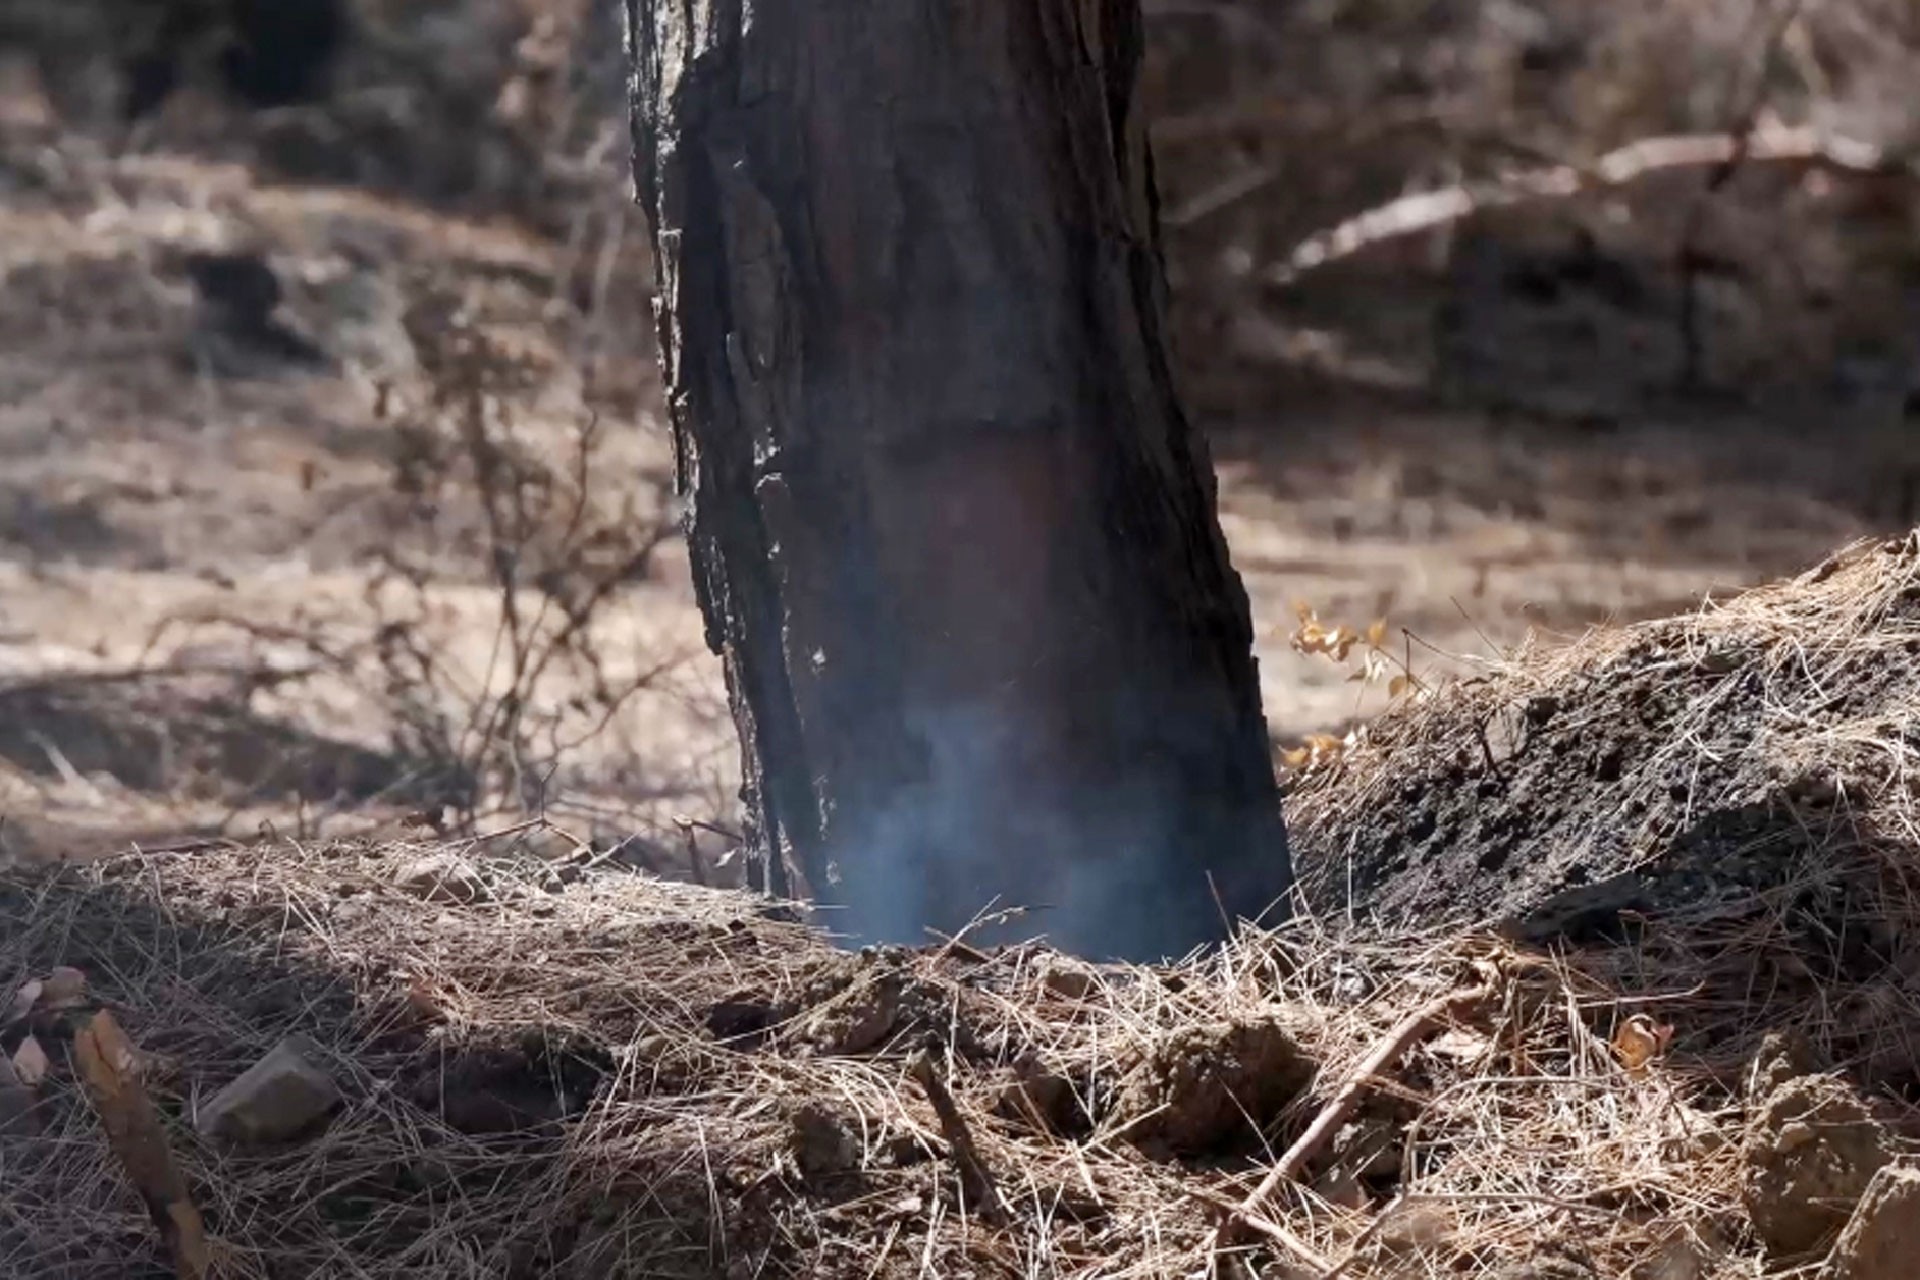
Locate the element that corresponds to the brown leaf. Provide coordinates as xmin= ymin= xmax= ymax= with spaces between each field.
xmin=1366 ymin=618 xmax=1388 ymax=648
xmin=3 ymin=979 xmax=41 ymax=1028
xmin=1612 ymin=1014 xmax=1675 ymax=1077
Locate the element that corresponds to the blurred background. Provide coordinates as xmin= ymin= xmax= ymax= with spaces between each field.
xmin=0 ymin=0 xmax=1916 ymax=872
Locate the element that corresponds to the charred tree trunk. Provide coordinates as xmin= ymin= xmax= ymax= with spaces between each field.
xmin=626 ymin=0 xmax=1288 ymax=959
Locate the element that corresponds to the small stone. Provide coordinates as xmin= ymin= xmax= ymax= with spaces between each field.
xmin=1822 ymin=1163 xmax=1920 ymax=1280
xmin=1744 ymin=1074 xmax=1894 ymax=1256
xmin=394 ymin=854 xmax=484 ymax=905
xmin=1376 ymin=1202 xmax=1453 ymax=1255
xmin=1633 ymin=1236 xmax=1706 ymax=1280
xmin=1034 ymin=954 xmax=1096 ymax=1001
xmin=197 ymin=1036 xmax=342 ymax=1146
xmin=10 ymin=1034 xmax=49 ymax=1087
xmin=1314 ymin=1170 xmax=1368 ymax=1211
xmin=41 ymin=967 xmax=88 ymax=1011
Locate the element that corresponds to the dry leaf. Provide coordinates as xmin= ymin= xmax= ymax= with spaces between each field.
xmin=1280 ymin=729 xmax=1363 ymax=775
xmin=1612 ymin=1014 xmax=1675 ymax=1077
xmin=1366 ymin=618 xmax=1388 ymax=648
xmin=1289 ymin=607 xmax=1363 ymax=662
xmin=1427 ymin=1028 xmax=1491 ymax=1063
xmin=11 ymin=1034 xmax=49 ymax=1087
xmin=3 ymin=979 xmax=41 ymax=1028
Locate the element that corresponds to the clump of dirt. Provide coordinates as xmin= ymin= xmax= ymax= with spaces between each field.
xmin=1110 ymin=1016 xmax=1314 ymax=1158
xmin=1743 ymin=1073 xmax=1897 ymax=1258
xmin=400 ymin=1032 xmax=607 ymax=1135
xmin=789 ymin=1101 xmax=863 ymax=1182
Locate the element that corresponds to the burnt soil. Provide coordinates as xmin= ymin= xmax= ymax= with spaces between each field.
xmin=1291 ymin=533 xmax=1920 ymax=948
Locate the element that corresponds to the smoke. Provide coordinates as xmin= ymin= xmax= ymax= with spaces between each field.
xmin=823 ymin=700 xmax=1284 ymax=962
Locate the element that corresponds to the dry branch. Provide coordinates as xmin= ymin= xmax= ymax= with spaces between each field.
xmin=1265 ymin=125 xmax=1900 ymax=286
xmin=910 ymin=1048 xmax=1009 ymax=1226
xmin=72 ymin=1009 xmax=211 ymax=1280
xmin=1208 ymin=982 xmax=1495 ymax=1263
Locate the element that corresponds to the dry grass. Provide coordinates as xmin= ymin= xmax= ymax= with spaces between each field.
xmin=19 ymin=521 xmax=1920 ymax=1280
xmin=0 ymin=539 xmax=1904 ymax=1276
xmin=0 ymin=844 xmax=1736 ymax=1278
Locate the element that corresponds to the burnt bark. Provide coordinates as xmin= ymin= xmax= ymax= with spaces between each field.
xmin=626 ymin=0 xmax=1288 ymax=959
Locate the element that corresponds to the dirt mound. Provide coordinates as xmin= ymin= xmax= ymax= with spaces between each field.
xmin=1293 ymin=531 xmax=1920 ymax=944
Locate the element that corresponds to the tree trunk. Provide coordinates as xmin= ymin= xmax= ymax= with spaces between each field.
xmin=626 ymin=0 xmax=1288 ymax=959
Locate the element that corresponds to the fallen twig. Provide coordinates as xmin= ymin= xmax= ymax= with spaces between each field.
xmin=1206 ymin=982 xmax=1495 ymax=1264
xmin=1265 ymin=124 xmax=1899 ymax=286
xmin=909 ymin=1048 xmax=1008 ymax=1225
xmin=72 ymin=1009 xmax=211 ymax=1280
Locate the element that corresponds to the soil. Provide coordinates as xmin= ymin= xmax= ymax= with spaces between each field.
xmin=1109 ymin=1016 xmax=1315 ymax=1158
xmin=1290 ymin=536 xmax=1920 ymax=940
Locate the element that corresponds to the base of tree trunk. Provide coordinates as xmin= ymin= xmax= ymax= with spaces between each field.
xmin=628 ymin=0 xmax=1289 ymax=959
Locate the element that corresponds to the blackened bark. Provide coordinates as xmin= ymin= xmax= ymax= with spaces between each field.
xmin=626 ymin=0 xmax=1288 ymax=959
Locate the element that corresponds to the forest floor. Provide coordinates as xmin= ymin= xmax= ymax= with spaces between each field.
xmin=9 ymin=538 xmax=1920 ymax=1278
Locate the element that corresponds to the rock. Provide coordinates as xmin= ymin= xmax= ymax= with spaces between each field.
xmin=1744 ymin=1074 xmax=1894 ymax=1256
xmin=1111 ymin=1018 xmax=1314 ymax=1157
xmin=394 ymin=854 xmax=484 ymax=905
xmin=41 ymin=966 xmax=88 ymax=1011
xmin=1033 ymin=954 xmax=1096 ymax=1001
xmin=1822 ymin=1163 xmax=1920 ymax=1280
xmin=197 ymin=1036 xmax=341 ymax=1146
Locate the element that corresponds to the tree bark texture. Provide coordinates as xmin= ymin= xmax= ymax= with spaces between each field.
xmin=627 ymin=0 xmax=1288 ymax=959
